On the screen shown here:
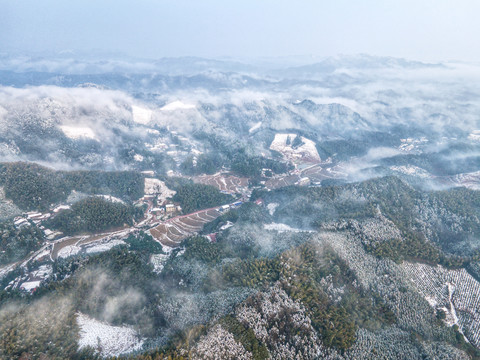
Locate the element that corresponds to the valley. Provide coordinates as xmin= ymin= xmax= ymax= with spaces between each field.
xmin=0 ymin=54 xmax=479 ymax=359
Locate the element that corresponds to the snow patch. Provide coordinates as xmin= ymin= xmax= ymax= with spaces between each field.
xmin=390 ymin=165 xmax=431 ymax=178
xmin=57 ymin=245 xmax=82 ymax=259
xmin=144 ymin=178 xmax=176 ymax=201
xmin=425 ymin=295 xmax=438 ymax=307
xmin=131 ymin=105 xmax=152 ymax=124
xmin=77 ymin=312 xmax=144 ymax=357
xmin=150 ymin=253 xmax=169 ymax=274
xmin=270 ymin=133 xmax=320 ymax=163
xmin=60 ymin=125 xmax=97 ymax=140
xmin=160 ymin=100 xmax=195 ymax=111
xmin=20 ymin=280 xmax=41 ymax=291
xmin=468 ymin=130 xmax=480 ymax=141
xmin=31 ymin=264 xmax=53 ymax=278
xmin=267 ymin=202 xmax=279 ymax=216
xmin=450 ymin=170 xmax=480 ymax=190
xmin=85 ymin=239 xmax=126 ymax=254
xmin=33 ymin=248 xmax=51 ymax=261
xmin=133 ymin=154 xmax=144 ymax=162
xmin=249 ymin=121 xmax=262 ymax=133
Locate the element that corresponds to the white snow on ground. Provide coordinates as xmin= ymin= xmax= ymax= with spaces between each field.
xmin=219 ymin=221 xmax=234 ymax=231
xmin=468 ymin=130 xmax=480 ymax=141
xmin=144 ymin=178 xmax=176 ymax=200
xmin=450 ymin=170 xmax=480 ymax=190
xmin=425 ymin=295 xmax=438 ymax=307
xmin=31 ymin=264 xmax=53 ymax=278
xmin=267 ymin=202 xmax=279 ymax=216
xmin=269 ymin=133 xmax=320 ymax=162
xmin=33 ymin=248 xmax=51 ymax=261
xmin=133 ymin=154 xmax=144 ymax=162
xmin=57 ymin=245 xmax=82 ymax=259
xmin=264 ymin=223 xmax=313 ymax=233
xmin=0 ymin=263 xmax=17 ymax=279
xmin=390 ymin=165 xmax=431 ymax=178
xmin=60 ymin=125 xmax=97 ymax=140
xmin=85 ymin=239 xmax=125 ymax=254
xmin=96 ymin=195 xmax=125 ymax=204
xmin=53 ymin=204 xmax=71 ymax=213
xmin=131 ymin=105 xmax=152 ymax=124
xmin=160 ymin=100 xmax=195 ymax=111
xmin=398 ymin=137 xmax=428 ymax=152
xmin=249 ymin=121 xmax=262 ymax=133
xmin=77 ymin=312 xmax=144 ymax=357
xmin=150 ymin=253 xmax=169 ymax=274
xmin=20 ymin=280 xmax=41 ymax=291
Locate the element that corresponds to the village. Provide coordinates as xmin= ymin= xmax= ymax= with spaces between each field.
xmin=2 ymin=171 xmax=252 ymax=294
xmin=0 ymin=130 xmax=356 ymax=294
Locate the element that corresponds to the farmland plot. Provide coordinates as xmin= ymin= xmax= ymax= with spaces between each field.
xmin=193 ymin=174 xmax=249 ymax=195
xmin=301 ymin=164 xmax=347 ymax=183
xmin=265 ymin=174 xmax=300 ymax=190
xmin=149 ymin=208 xmax=221 ymax=249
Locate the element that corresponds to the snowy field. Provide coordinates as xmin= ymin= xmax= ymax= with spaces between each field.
xmin=160 ymin=100 xmax=195 ymax=111
xmin=270 ymin=133 xmax=321 ymax=163
xmin=144 ymin=178 xmax=176 ymax=201
xmin=60 ymin=125 xmax=97 ymax=140
xmin=150 ymin=253 xmax=169 ymax=273
xmin=390 ymin=165 xmax=431 ymax=179
xmin=57 ymin=245 xmax=82 ymax=259
xmin=77 ymin=312 xmax=144 ymax=357
xmin=84 ymin=239 xmax=125 ymax=254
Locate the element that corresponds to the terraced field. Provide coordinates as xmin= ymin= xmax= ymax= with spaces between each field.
xmin=192 ymin=174 xmax=249 ymax=194
xmin=265 ymin=174 xmax=301 ymax=189
xmin=301 ymin=164 xmax=347 ymax=182
xmin=265 ymin=164 xmax=347 ymax=190
xmin=149 ymin=208 xmax=221 ymax=248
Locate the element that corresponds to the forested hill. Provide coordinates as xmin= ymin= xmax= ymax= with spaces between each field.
xmin=0 ymin=162 xmax=145 ymax=211
xmin=254 ymin=176 xmax=480 ymax=267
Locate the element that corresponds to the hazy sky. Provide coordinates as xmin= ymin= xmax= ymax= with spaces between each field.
xmin=1 ymin=0 xmax=479 ymax=62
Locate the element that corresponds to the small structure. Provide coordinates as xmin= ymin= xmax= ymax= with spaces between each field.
xmin=165 ymin=204 xmax=175 ymax=214
xmin=26 ymin=212 xmax=42 ymax=219
xmin=296 ymin=177 xmax=311 ymax=186
xmin=218 ymin=204 xmax=230 ymax=213
xmin=151 ymin=207 xmax=164 ymax=216
xmin=14 ymin=217 xmax=29 ymax=228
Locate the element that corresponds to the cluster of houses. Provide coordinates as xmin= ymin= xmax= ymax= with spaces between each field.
xmin=218 ymin=200 xmax=243 ymax=213
xmin=151 ymin=203 xmax=183 ymax=218
xmin=141 ymin=193 xmax=183 ymax=221
xmin=13 ymin=204 xmax=70 ymax=240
